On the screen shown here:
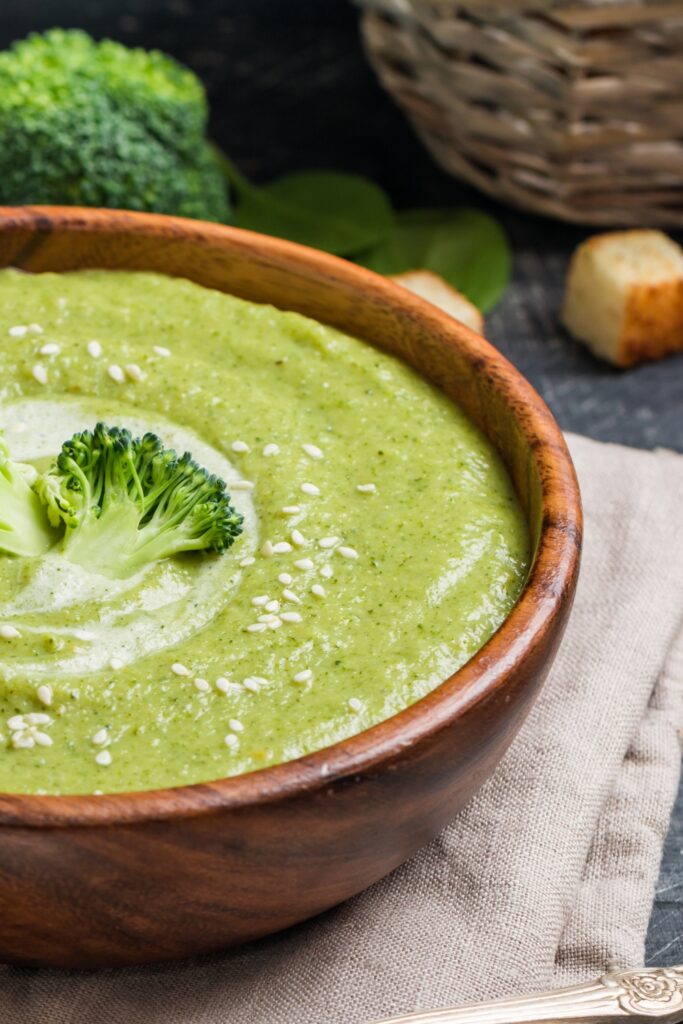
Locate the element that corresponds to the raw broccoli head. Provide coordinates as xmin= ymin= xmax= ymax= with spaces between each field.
xmin=0 ymin=29 xmax=229 ymax=222
xmin=35 ymin=423 xmax=243 ymax=578
xmin=0 ymin=432 xmax=55 ymax=557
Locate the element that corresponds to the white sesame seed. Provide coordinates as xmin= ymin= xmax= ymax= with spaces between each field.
xmin=109 ymin=657 xmax=124 ymax=670
xmin=357 ymin=483 xmax=377 ymax=493
xmin=34 ymin=731 xmax=53 ymax=747
xmin=320 ymin=564 xmax=334 ymax=579
xmin=87 ymin=339 xmax=102 ymax=358
xmin=243 ymin=678 xmax=261 ymax=693
xmin=278 ymin=572 xmax=293 ymax=585
xmin=261 ymin=540 xmax=275 ymax=557
xmin=194 ymin=678 xmax=211 ymax=692
xmin=281 ymin=505 xmax=301 ymax=515
xmin=300 ymin=482 xmax=320 ymax=496
xmin=124 ymin=363 xmax=143 ymax=382
xmin=224 ymin=733 xmax=239 ymax=749
xmin=171 ymin=662 xmax=191 ymax=677
xmin=311 ymin=584 xmax=326 ymax=598
xmin=28 ymin=323 xmax=43 ymax=334
xmin=0 ymin=625 xmax=21 ymax=639
xmin=348 ymin=697 xmax=363 ymax=712
xmin=215 ymin=677 xmax=237 ymax=694
xmin=267 ymin=618 xmax=283 ymax=629
xmin=233 ymin=479 xmax=256 ymax=492
xmin=9 ymin=325 xmax=28 ymax=338
xmin=153 ymin=345 xmax=171 ymax=357
xmin=282 ymin=588 xmax=301 ymax=604
xmin=302 ymin=443 xmax=324 ymax=460
xmin=39 ymin=342 xmax=60 ymax=356
xmin=107 ymin=363 xmax=125 ymax=383
xmin=258 ymin=613 xmax=279 ymax=624
xmin=263 ymin=443 xmax=280 ymax=457
xmin=291 ymin=529 xmax=306 ymax=547
xmin=272 ymin=541 xmax=293 ymax=554
xmin=32 ymin=364 xmax=48 ymax=385
xmin=251 ymin=595 xmax=270 ymax=607
xmin=228 ymin=718 xmax=244 ymax=732
xmin=7 ymin=715 xmax=26 ymax=730
xmin=294 ymin=558 xmax=314 ymax=571
xmin=281 ymin=611 xmax=302 ymax=623
xmin=318 ymin=536 xmax=338 ymax=549
xmin=95 ymin=750 xmax=112 ymax=766
xmin=240 ymin=556 xmax=256 ymax=567
xmin=25 ymin=713 xmax=51 ymax=726
xmin=246 ymin=623 xmax=267 ymax=633
xmin=231 ymin=440 xmax=250 ymax=453
xmin=265 ymin=600 xmax=280 ymax=613
xmin=293 ymin=669 xmax=313 ymax=684
xmin=338 ymin=546 xmax=359 ymax=560
xmin=12 ymin=733 xmax=34 ymax=749
xmin=251 ymin=676 xmax=269 ymax=686
xmin=92 ymin=728 xmax=109 ymax=746
xmin=36 ymin=684 xmax=53 ymax=707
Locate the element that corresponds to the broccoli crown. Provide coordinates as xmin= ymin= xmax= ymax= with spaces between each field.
xmin=35 ymin=422 xmax=243 ymax=578
xmin=0 ymin=432 xmax=55 ymax=557
xmin=0 ymin=29 xmax=229 ymax=222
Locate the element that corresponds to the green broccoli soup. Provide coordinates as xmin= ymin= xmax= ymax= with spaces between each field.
xmin=0 ymin=268 xmax=529 ymax=795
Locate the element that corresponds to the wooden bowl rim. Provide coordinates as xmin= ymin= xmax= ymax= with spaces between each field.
xmin=0 ymin=207 xmax=582 ymax=827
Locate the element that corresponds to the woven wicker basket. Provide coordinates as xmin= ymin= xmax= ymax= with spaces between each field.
xmin=359 ymin=0 xmax=683 ymax=225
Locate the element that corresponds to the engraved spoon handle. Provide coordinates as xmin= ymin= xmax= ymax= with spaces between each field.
xmin=366 ymin=966 xmax=683 ymax=1024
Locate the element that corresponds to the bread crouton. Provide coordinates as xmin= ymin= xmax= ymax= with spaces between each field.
xmin=562 ymin=230 xmax=683 ymax=368
xmin=391 ymin=271 xmax=484 ymax=335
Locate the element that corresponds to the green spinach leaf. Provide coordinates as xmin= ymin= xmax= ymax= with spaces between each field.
xmin=220 ymin=153 xmax=395 ymax=256
xmin=357 ymin=207 xmax=511 ymax=312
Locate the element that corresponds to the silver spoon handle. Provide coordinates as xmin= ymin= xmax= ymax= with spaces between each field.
xmin=367 ymin=967 xmax=683 ymax=1024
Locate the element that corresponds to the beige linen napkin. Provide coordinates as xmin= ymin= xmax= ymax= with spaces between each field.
xmin=1 ymin=433 xmax=682 ymax=1024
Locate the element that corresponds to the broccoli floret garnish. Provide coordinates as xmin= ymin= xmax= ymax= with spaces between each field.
xmin=35 ymin=423 xmax=243 ymax=578
xmin=0 ymin=29 xmax=229 ymax=222
xmin=0 ymin=433 xmax=55 ymax=557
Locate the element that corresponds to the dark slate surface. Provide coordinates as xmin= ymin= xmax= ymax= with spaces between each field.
xmin=2 ymin=0 xmax=681 ymax=970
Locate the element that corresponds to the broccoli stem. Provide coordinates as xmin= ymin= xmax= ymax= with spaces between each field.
xmin=0 ymin=437 xmax=55 ymax=557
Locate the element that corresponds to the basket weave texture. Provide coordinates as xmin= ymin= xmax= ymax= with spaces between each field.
xmin=359 ymin=0 xmax=683 ymax=225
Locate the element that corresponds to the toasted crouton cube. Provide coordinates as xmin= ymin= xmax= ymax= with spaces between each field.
xmin=391 ymin=271 xmax=484 ymax=335
xmin=562 ymin=230 xmax=683 ymax=368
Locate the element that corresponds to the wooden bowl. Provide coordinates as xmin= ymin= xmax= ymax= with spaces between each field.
xmin=0 ymin=207 xmax=581 ymax=968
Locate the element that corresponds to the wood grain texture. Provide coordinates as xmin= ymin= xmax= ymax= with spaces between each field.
xmin=0 ymin=206 xmax=582 ymax=967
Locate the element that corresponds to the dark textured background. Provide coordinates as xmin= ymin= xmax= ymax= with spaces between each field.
xmin=2 ymin=0 xmax=681 ymax=971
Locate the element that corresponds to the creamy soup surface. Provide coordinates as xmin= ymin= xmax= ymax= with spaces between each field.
xmin=0 ymin=269 xmax=529 ymax=794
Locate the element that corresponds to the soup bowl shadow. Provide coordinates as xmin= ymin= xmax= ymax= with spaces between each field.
xmin=0 ymin=207 xmax=581 ymax=968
